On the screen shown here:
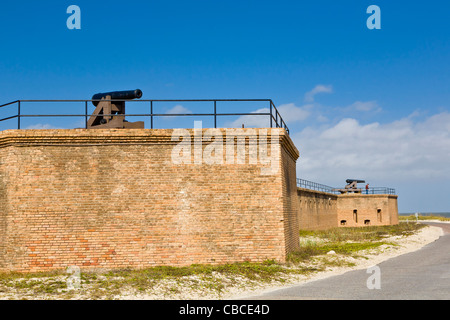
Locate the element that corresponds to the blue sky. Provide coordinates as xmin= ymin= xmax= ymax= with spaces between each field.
xmin=1 ymin=1 xmax=450 ymax=213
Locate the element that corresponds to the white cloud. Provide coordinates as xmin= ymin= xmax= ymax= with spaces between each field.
xmin=227 ymin=107 xmax=271 ymax=128
xmin=277 ymin=103 xmax=311 ymax=122
xmin=166 ymin=105 xmax=193 ymax=114
xmin=25 ymin=123 xmax=61 ymax=129
xmin=294 ymin=112 xmax=450 ymax=185
xmin=304 ymin=84 xmax=333 ymax=102
xmin=344 ymin=100 xmax=381 ymax=112
xmin=316 ymin=114 xmax=329 ymax=122
xmin=227 ymin=103 xmax=311 ymax=128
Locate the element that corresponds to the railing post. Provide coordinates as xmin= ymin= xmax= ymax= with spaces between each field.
xmin=214 ymin=100 xmax=217 ymax=128
xmin=85 ymin=101 xmax=88 ymax=129
xmin=150 ymin=101 xmax=153 ymax=129
xmin=17 ymin=101 xmax=21 ymax=130
xmin=270 ymin=101 xmax=273 ymax=128
xmin=275 ymin=108 xmax=278 ymax=128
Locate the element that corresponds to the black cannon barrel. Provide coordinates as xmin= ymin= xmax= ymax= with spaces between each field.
xmin=92 ymin=89 xmax=143 ymax=106
xmin=346 ymin=179 xmax=365 ymax=184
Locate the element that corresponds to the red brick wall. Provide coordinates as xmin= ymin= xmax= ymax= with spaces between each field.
xmin=297 ymin=188 xmax=339 ymax=230
xmin=0 ymin=128 xmax=299 ymax=273
xmin=0 ymin=147 xmax=7 ymax=271
xmin=297 ymin=189 xmax=398 ymax=230
xmin=280 ymin=136 xmax=300 ymax=253
xmin=336 ymin=194 xmax=399 ymax=227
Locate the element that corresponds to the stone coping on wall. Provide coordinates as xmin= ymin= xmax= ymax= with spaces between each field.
xmin=297 ymin=187 xmax=339 ymax=198
xmin=0 ymin=128 xmax=299 ymax=161
xmin=297 ymin=187 xmax=397 ymax=199
xmin=337 ymin=193 xmax=398 ymax=199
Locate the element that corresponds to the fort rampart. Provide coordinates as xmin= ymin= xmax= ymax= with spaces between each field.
xmin=297 ymin=188 xmax=398 ymax=230
xmin=0 ymin=128 xmax=299 ymax=272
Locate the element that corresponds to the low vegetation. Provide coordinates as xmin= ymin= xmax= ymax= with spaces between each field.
xmin=399 ymin=214 xmax=450 ymax=222
xmin=289 ymin=222 xmax=425 ymax=264
xmin=0 ymin=222 xmax=427 ymax=300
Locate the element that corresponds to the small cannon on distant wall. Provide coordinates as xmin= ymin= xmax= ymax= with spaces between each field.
xmin=87 ymin=89 xmax=144 ymax=129
xmin=333 ymin=179 xmax=365 ymax=194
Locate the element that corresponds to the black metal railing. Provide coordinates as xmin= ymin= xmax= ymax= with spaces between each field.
xmin=0 ymin=99 xmax=289 ymax=134
xmin=297 ymin=179 xmax=339 ymax=194
xmin=297 ymin=178 xmax=396 ymax=195
xmin=362 ymin=187 xmax=396 ymax=195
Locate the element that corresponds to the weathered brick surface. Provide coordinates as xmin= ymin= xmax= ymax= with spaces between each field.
xmin=336 ymin=194 xmax=399 ymax=227
xmin=297 ymin=188 xmax=399 ymax=230
xmin=0 ymin=128 xmax=299 ymax=273
xmin=280 ymin=137 xmax=300 ymax=253
xmin=297 ymin=188 xmax=339 ymax=230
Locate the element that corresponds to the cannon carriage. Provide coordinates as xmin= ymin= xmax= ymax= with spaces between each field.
xmin=333 ymin=179 xmax=366 ymax=194
xmin=87 ymin=89 xmax=144 ymax=129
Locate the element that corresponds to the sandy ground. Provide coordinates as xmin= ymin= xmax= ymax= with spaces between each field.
xmin=0 ymin=224 xmax=444 ymax=300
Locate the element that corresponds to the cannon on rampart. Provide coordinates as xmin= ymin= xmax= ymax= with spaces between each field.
xmin=333 ymin=179 xmax=366 ymax=194
xmin=87 ymin=89 xmax=144 ymax=129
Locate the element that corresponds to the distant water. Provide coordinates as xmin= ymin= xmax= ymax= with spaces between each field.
xmin=400 ymin=212 xmax=450 ymax=218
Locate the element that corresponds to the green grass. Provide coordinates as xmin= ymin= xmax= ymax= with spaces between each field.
xmin=69 ymin=261 xmax=319 ymax=299
xmin=298 ymin=222 xmax=425 ymax=242
xmin=399 ymin=214 xmax=450 ymax=222
xmin=0 ymin=261 xmax=317 ymax=299
xmin=290 ymin=222 xmax=425 ymax=263
xmin=288 ymin=240 xmax=389 ymax=264
xmin=91 ymin=260 xmax=292 ymax=283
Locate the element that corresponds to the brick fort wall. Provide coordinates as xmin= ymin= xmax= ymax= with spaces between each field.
xmin=0 ymin=128 xmax=300 ymax=273
xmin=296 ymin=189 xmax=398 ymax=230
xmin=336 ymin=194 xmax=399 ymax=227
xmin=297 ymin=188 xmax=339 ymax=230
